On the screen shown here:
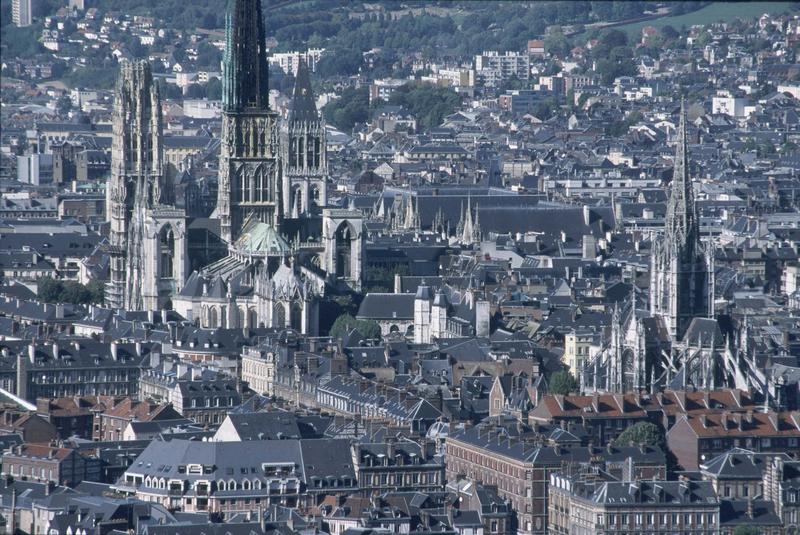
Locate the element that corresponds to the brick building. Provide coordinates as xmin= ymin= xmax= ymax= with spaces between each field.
xmin=667 ymin=411 xmax=800 ymax=470
xmin=2 ymin=444 xmax=102 ymax=486
xmin=445 ymin=419 xmax=666 ymax=534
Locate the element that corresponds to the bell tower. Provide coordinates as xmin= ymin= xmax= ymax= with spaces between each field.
xmin=216 ymin=0 xmax=282 ymax=243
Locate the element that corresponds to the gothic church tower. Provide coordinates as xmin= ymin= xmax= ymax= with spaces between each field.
xmin=106 ymin=60 xmax=165 ymax=309
xmin=216 ymin=0 xmax=282 ymax=243
xmin=649 ymin=101 xmax=713 ymax=340
xmin=281 ymin=58 xmax=328 ymax=218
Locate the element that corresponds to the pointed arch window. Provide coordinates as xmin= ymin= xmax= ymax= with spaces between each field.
xmin=159 ymin=225 xmax=175 ymax=279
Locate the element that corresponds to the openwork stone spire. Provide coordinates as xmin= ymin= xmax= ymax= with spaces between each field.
xmin=649 ymin=98 xmax=712 ymax=341
xmin=223 ymin=0 xmax=269 ymax=111
xmin=665 ymin=99 xmax=698 ymax=258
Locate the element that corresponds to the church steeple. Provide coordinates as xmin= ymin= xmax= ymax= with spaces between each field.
xmin=649 ymin=98 xmax=712 ymax=341
xmin=665 ymin=99 xmax=699 ymax=257
xmin=223 ymin=0 xmax=269 ymax=112
xmin=289 ymin=58 xmax=318 ymax=123
xmin=282 ymin=55 xmax=327 ymax=218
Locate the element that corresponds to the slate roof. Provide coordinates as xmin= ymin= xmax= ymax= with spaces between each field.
xmin=218 ymin=412 xmax=303 ymax=440
xmin=587 ymin=480 xmax=718 ymax=506
xmin=357 ymin=293 xmax=415 ymax=321
xmin=450 ymin=421 xmax=665 ymax=466
xmin=119 ymin=437 xmax=355 ymax=488
xmin=700 ymin=447 xmax=789 ymax=480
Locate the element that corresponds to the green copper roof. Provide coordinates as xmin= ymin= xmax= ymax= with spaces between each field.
xmin=234 ymin=217 xmax=289 ymax=256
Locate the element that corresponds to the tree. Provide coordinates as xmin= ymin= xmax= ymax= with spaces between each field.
xmin=38 ymin=277 xmax=63 ymax=303
xmin=733 ymin=527 xmax=761 ymax=535
xmin=86 ymin=280 xmax=105 ymax=303
xmin=613 ymin=421 xmax=665 ymax=449
xmin=315 ymin=48 xmax=363 ymax=78
xmin=56 ymin=95 xmax=72 ymax=116
xmin=599 ymin=29 xmax=628 ymax=49
xmin=37 ymin=277 xmax=103 ymax=305
xmin=549 ymin=371 xmax=578 ymax=395
xmin=160 ymin=81 xmax=184 ymax=100
xmin=595 ymin=54 xmax=637 ymax=85
xmin=195 ymin=42 xmax=221 ymax=69
xmin=388 ymin=83 xmax=462 ymax=130
xmin=544 ymin=27 xmax=571 ymax=58
xmin=206 ymin=77 xmax=222 ymax=100
xmin=322 ymin=86 xmax=370 ymax=132
xmin=329 ymin=313 xmax=382 ymax=340
xmin=661 ymin=25 xmax=679 ymax=40
xmin=185 ymin=83 xmax=206 ymax=99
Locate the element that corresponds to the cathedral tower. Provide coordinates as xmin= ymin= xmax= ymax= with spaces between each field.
xmin=281 ymin=57 xmax=328 ymax=218
xmin=649 ymin=101 xmax=713 ymax=340
xmin=106 ymin=60 xmax=165 ymax=309
xmin=217 ymin=0 xmax=282 ymax=243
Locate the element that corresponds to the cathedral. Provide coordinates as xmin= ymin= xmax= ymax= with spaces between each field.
xmin=583 ymin=102 xmax=737 ymax=393
xmin=105 ymin=0 xmax=363 ymax=334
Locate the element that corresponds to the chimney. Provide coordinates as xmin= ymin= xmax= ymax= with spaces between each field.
xmin=110 ymin=341 xmax=118 ymax=361
xmin=16 ymin=352 xmax=28 ymax=400
xmin=135 ymin=341 xmax=143 ymax=357
xmin=583 ymin=205 xmax=591 ymax=226
xmin=747 ymin=497 xmax=754 ymax=519
xmin=51 ymin=342 xmax=59 ymax=359
xmin=161 ymin=309 xmax=168 ymax=324
xmin=149 ymin=350 xmax=161 ymax=369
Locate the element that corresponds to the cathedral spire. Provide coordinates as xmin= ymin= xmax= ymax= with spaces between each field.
xmin=649 ymin=98 xmax=712 ymax=342
xmin=665 ymin=99 xmax=698 ymax=252
xmin=223 ymin=0 xmax=269 ymax=112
